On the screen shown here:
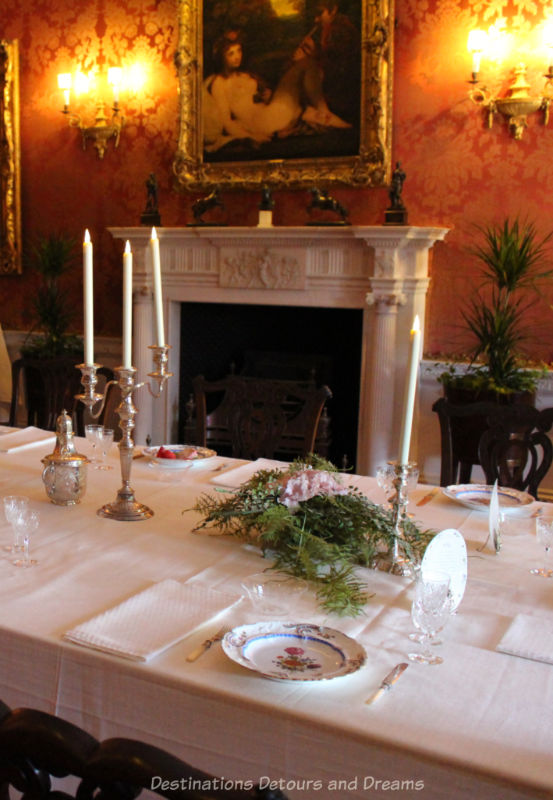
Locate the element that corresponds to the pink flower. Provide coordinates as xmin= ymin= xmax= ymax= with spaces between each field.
xmin=279 ymin=469 xmax=348 ymax=511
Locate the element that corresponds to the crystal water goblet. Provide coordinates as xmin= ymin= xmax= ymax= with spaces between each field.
xmin=531 ymin=515 xmax=553 ymax=577
xmin=85 ymin=424 xmax=103 ymax=464
xmin=407 ymin=570 xmax=451 ymax=665
xmin=96 ymin=427 xmax=114 ymax=470
xmin=3 ymin=495 xmax=30 ymax=552
xmin=376 ymin=464 xmax=395 ymax=509
xmin=12 ymin=508 xmax=39 ymax=567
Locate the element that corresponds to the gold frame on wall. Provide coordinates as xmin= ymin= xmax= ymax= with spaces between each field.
xmin=173 ymin=0 xmax=393 ymax=191
xmin=0 ymin=40 xmax=21 ymax=275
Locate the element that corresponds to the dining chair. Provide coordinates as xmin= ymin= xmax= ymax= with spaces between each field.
xmin=9 ymin=356 xmax=83 ymax=431
xmin=0 ymin=701 xmax=289 ymax=800
xmin=477 ymin=404 xmax=553 ymax=498
xmin=432 ymin=397 xmax=501 ymax=486
xmin=191 ymin=374 xmax=332 ymax=461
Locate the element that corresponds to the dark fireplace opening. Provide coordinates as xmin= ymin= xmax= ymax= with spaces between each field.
xmin=178 ymin=302 xmax=363 ymax=469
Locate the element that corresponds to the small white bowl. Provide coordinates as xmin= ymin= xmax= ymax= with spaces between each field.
xmin=240 ymin=573 xmax=306 ymax=617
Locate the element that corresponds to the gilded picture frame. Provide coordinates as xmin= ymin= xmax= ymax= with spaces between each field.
xmin=173 ymin=0 xmax=393 ymax=191
xmin=0 ymin=40 xmax=21 ymax=275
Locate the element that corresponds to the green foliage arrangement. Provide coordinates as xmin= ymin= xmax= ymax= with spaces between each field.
xmin=22 ymin=234 xmax=83 ymax=358
xmin=439 ymin=218 xmax=552 ymax=396
xmin=191 ymin=455 xmax=433 ymax=616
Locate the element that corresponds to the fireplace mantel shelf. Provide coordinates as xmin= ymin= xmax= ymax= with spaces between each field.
xmin=109 ymin=225 xmax=449 ymax=474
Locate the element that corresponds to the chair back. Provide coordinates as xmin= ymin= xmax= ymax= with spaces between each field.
xmin=9 ymin=356 xmax=83 ymax=431
xmin=192 ymin=374 xmax=332 ymax=461
xmin=432 ymin=397 xmax=500 ymax=486
xmin=478 ymin=405 xmax=553 ymax=498
xmin=0 ymin=702 xmax=288 ymax=800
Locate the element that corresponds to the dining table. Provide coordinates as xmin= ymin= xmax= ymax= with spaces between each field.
xmin=0 ymin=428 xmax=552 ymax=800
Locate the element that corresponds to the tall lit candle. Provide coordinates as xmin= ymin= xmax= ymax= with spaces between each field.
xmin=122 ymin=241 xmax=133 ymax=369
xmin=83 ymin=229 xmax=94 ymax=366
xmin=150 ymin=227 xmax=165 ymax=347
xmin=398 ymin=315 xmax=421 ymax=465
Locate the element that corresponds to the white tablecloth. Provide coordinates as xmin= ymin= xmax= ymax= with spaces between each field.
xmin=0 ymin=439 xmax=551 ymax=799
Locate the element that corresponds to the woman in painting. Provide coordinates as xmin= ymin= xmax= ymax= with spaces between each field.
xmin=203 ymin=27 xmax=351 ymax=153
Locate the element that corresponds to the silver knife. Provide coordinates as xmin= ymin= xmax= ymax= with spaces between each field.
xmin=365 ymin=662 xmax=408 ymax=705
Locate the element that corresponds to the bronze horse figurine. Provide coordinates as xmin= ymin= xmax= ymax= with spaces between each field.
xmin=308 ymin=187 xmax=349 ymax=223
xmin=191 ymin=187 xmax=224 ymax=225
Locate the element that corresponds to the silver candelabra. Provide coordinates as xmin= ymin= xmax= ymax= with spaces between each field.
xmin=76 ymin=345 xmax=172 ymax=521
xmin=390 ymin=461 xmax=417 ymax=576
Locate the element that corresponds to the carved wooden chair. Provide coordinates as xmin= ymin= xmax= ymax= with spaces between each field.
xmin=9 ymin=356 xmax=83 ymax=431
xmin=477 ymin=404 xmax=553 ymax=498
xmin=191 ymin=374 xmax=332 ymax=461
xmin=0 ymin=701 xmax=288 ymax=800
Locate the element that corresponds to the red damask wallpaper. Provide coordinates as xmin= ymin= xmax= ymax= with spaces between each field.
xmin=1 ymin=0 xmax=553 ymax=363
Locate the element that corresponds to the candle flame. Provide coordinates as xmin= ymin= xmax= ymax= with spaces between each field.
xmin=84 ymin=229 xmax=91 ymax=244
xmin=151 ymin=227 xmax=158 ymax=240
xmin=124 ymin=240 xmax=131 ymax=254
xmin=412 ymin=315 xmax=420 ymax=334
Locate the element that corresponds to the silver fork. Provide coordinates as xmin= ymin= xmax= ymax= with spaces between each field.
xmin=186 ymin=624 xmax=232 ymax=662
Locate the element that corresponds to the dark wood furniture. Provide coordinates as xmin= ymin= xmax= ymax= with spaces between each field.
xmin=9 ymin=356 xmax=83 ymax=431
xmin=0 ymin=700 xmax=287 ymax=800
xmin=433 ymin=397 xmax=553 ymax=497
xmin=191 ymin=374 xmax=332 ymax=461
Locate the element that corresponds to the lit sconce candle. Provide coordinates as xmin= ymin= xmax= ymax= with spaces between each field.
xmin=398 ymin=315 xmax=421 ymax=466
xmin=57 ymin=73 xmax=72 ymax=109
xmin=107 ymin=67 xmax=122 ymax=105
xmin=122 ymin=241 xmax=133 ymax=369
xmin=83 ymin=230 xmax=94 ymax=366
xmin=467 ymin=29 xmax=487 ymax=78
xmin=150 ymin=227 xmax=165 ymax=347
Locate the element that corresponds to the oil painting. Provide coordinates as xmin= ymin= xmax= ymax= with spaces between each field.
xmin=0 ymin=40 xmax=21 ymax=275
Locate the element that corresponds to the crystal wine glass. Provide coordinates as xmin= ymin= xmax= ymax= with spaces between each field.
xmin=3 ymin=495 xmax=30 ymax=552
xmin=407 ymin=570 xmax=451 ymax=665
xmin=85 ymin=424 xmax=103 ymax=464
xmin=531 ymin=515 xmax=553 ymax=577
xmin=12 ymin=508 xmax=39 ymax=567
xmin=376 ymin=464 xmax=395 ymax=509
xmin=96 ymin=427 xmax=114 ymax=470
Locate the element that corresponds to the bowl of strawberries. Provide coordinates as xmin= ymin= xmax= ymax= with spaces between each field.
xmin=142 ymin=444 xmax=217 ymax=469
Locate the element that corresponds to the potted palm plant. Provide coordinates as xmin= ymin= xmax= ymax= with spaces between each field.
xmin=439 ymin=217 xmax=552 ymax=401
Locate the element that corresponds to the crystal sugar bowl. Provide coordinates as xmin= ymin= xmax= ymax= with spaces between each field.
xmin=41 ymin=410 xmax=89 ymax=505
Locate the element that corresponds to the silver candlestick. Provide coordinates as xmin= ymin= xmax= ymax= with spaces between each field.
xmin=76 ymin=345 xmax=172 ymax=521
xmin=390 ymin=461 xmax=418 ymax=576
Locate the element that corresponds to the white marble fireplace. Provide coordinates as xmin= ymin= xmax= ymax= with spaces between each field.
xmin=109 ymin=225 xmax=449 ymax=475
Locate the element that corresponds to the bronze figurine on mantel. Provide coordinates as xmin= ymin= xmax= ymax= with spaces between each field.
xmin=188 ymin=186 xmax=226 ymax=226
xmin=306 ymin=187 xmax=350 ymax=226
xmin=384 ymin=162 xmax=408 ymax=225
xmin=140 ymin=172 xmax=161 ymax=227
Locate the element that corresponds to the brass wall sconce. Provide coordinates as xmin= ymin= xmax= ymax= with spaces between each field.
xmin=467 ymin=24 xmax=553 ymax=139
xmin=57 ymin=68 xmax=124 ymax=158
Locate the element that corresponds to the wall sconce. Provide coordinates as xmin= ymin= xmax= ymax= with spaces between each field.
xmin=57 ymin=67 xmax=124 ymax=158
xmin=467 ymin=23 xmax=553 ymax=139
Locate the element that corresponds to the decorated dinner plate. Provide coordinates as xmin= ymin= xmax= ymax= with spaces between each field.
xmin=142 ymin=444 xmax=217 ymax=469
xmin=222 ymin=621 xmax=366 ymax=682
xmin=421 ymin=529 xmax=467 ymax=612
xmin=443 ymin=484 xmax=534 ymax=515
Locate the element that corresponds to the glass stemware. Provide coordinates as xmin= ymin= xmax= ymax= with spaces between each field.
xmin=85 ymin=424 xmax=103 ymax=464
xmin=408 ymin=570 xmax=451 ymax=665
xmin=531 ymin=515 xmax=553 ymax=577
xmin=3 ymin=495 xmax=30 ymax=552
xmin=376 ymin=464 xmax=395 ymax=509
xmin=12 ymin=508 xmax=39 ymax=567
xmin=96 ymin=427 xmax=114 ymax=470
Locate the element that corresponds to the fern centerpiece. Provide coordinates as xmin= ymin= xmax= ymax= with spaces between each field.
xmin=191 ymin=456 xmax=433 ymax=616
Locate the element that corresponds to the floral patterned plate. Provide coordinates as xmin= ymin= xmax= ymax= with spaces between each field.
xmin=142 ymin=445 xmax=217 ymax=469
xmin=222 ymin=622 xmax=366 ymax=681
xmin=443 ymin=484 xmax=534 ymax=515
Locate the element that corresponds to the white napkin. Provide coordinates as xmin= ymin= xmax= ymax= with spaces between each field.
xmin=0 ymin=426 xmax=56 ymax=453
xmin=63 ymin=579 xmax=240 ymax=661
xmin=211 ymin=458 xmax=289 ymax=488
xmin=497 ymin=613 xmax=553 ymax=665
xmin=488 ymin=480 xmax=501 ymax=553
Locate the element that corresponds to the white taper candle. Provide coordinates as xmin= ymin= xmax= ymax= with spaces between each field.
xmin=122 ymin=241 xmax=133 ymax=369
xmin=398 ymin=315 xmax=421 ymax=465
xmin=83 ymin=229 xmax=94 ymax=366
xmin=150 ymin=227 xmax=165 ymax=347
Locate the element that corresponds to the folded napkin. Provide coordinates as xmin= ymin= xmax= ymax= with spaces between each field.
xmin=63 ymin=579 xmax=239 ymax=661
xmin=0 ymin=426 xmax=56 ymax=453
xmin=497 ymin=613 xmax=553 ymax=665
xmin=211 ymin=458 xmax=289 ymax=488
